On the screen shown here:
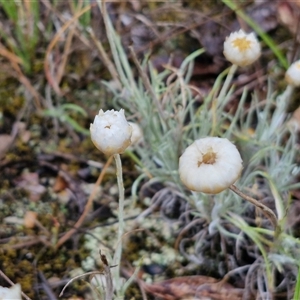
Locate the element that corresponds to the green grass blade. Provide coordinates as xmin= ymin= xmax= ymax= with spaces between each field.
xmin=0 ymin=0 xmax=18 ymax=21
xmin=293 ymin=266 xmax=300 ymax=300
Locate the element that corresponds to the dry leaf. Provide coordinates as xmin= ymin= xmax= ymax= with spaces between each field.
xmin=14 ymin=171 xmax=46 ymax=201
xmin=0 ymin=134 xmax=13 ymax=155
xmin=277 ymin=2 xmax=300 ymax=38
xmin=53 ymin=175 xmax=68 ymax=192
xmin=142 ymin=275 xmax=244 ymax=300
xmin=285 ymin=0 xmax=300 ymax=9
xmin=15 ymin=121 xmax=31 ymax=143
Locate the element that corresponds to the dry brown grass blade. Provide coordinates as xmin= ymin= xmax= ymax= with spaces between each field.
xmin=88 ymin=27 xmax=121 ymax=86
xmin=229 ymin=184 xmax=278 ymax=231
xmin=55 ymin=0 xmax=85 ymax=85
xmin=44 ymin=3 xmax=93 ymax=96
xmin=0 ymin=43 xmax=42 ymax=110
xmin=55 ymin=155 xmax=113 ymax=249
xmin=0 ymin=44 xmax=23 ymax=65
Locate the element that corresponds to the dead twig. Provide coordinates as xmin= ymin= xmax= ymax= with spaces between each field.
xmin=37 ymin=271 xmax=57 ymax=300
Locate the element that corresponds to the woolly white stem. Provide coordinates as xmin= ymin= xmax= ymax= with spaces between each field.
xmin=113 ymin=154 xmax=125 ymax=298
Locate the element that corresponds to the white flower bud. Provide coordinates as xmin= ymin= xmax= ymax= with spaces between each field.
xmin=223 ymin=29 xmax=261 ymax=67
xmin=0 ymin=284 xmax=22 ymax=300
xmin=128 ymin=122 xmax=143 ymax=145
xmin=179 ymin=137 xmax=243 ymax=194
xmin=285 ymin=60 xmax=300 ymax=87
xmin=90 ymin=109 xmax=132 ymax=156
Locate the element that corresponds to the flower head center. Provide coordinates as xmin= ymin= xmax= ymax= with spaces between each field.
xmin=198 ymin=149 xmax=217 ymax=167
xmin=232 ymin=37 xmax=251 ymax=52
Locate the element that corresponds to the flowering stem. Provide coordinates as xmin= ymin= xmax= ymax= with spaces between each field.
xmin=229 ymin=184 xmax=279 ymax=232
xmin=113 ymin=153 xmax=125 ymax=298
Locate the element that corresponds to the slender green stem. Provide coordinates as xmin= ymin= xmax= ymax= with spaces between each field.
xmin=113 ymin=154 xmax=125 ymax=298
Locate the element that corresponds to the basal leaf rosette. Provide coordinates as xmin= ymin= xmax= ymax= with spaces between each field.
xmin=179 ymin=137 xmax=243 ymax=194
xmin=223 ymin=29 xmax=261 ymax=67
xmin=90 ymin=109 xmax=132 ymax=156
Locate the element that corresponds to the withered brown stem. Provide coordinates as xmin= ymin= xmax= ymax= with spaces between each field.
xmin=229 ymin=184 xmax=279 ymax=232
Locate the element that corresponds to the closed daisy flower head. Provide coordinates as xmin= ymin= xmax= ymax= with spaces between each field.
xmin=90 ymin=109 xmax=132 ymax=156
xmin=223 ymin=29 xmax=261 ymax=67
xmin=179 ymin=137 xmax=243 ymax=194
xmin=128 ymin=122 xmax=143 ymax=145
xmin=285 ymin=60 xmax=300 ymax=87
